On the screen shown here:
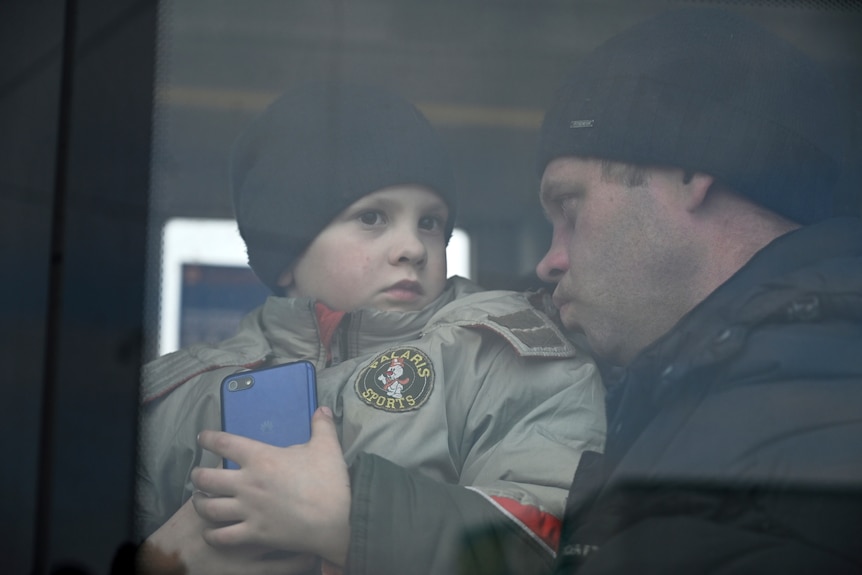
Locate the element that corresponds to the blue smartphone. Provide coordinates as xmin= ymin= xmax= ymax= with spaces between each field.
xmin=220 ymin=360 xmax=318 ymax=469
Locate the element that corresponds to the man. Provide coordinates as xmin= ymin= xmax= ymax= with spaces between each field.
xmin=535 ymin=8 xmax=862 ymax=574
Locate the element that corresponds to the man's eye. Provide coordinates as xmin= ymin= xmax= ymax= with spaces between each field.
xmin=559 ymin=197 xmax=578 ymax=223
xmin=359 ymin=211 xmax=384 ymax=225
xmin=419 ymin=215 xmax=444 ymax=231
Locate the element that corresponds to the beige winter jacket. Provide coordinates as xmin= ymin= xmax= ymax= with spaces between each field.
xmin=137 ymin=277 xmax=605 ymax=574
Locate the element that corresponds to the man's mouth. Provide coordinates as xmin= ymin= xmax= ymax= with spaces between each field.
xmin=551 ymin=290 xmax=567 ymax=311
xmin=552 ymin=289 xmax=581 ymax=329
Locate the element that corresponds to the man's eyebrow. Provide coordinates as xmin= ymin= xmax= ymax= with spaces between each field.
xmin=539 ymin=180 xmax=565 ymax=221
xmin=539 ymin=179 xmax=560 ymax=207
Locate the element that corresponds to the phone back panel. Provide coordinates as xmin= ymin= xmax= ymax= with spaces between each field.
xmin=220 ymin=360 xmax=317 ymax=469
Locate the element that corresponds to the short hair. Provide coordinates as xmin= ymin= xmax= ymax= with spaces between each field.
xmin=600 ymin=160 xmax=649 ymax=188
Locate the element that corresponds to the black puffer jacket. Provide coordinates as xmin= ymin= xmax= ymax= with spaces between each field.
xmin=553 ymin=217 xmax=862 ymax=575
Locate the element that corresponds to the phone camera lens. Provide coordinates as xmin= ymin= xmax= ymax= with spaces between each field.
xmin=228 ymin=380 xmax=239 ymax=391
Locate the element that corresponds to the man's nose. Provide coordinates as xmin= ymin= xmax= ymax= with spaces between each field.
xmin=536 ymin=234 xmax=569 ymax=283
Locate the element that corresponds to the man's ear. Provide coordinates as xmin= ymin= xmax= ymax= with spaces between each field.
xmin=277 ymin=268 xmax=294 ymax=289
xmin=681 ymin=171 xmax=714 ymax=212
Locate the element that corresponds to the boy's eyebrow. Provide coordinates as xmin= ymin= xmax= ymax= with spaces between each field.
xmin=349 ymin=194 xmax=448 ymax=215
xmin=348 ymin=196 xmax=402 ymax=212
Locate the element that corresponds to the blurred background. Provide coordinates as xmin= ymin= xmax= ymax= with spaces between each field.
xmin=145 ymin=0 xmax=862 ymax=356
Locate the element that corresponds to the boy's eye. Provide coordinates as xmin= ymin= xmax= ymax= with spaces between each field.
xmin=358 ymin=211 xmax=385 ymax=226
xmin=419 ymin=215 xmax=444 ymax=231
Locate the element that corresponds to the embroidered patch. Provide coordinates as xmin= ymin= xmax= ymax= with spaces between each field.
xmin=354 ymin=346 xmax=434 ymax=412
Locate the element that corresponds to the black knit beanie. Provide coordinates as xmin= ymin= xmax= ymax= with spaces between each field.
xmin=538 ymin=8 xmax=846 ymax=225
xmin=231 ymin=82 xmax=458 ymax=293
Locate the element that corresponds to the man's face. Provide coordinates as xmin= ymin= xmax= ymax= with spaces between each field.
xmin=536 ymin=157 xmax=698 ymax=365
xmin=280 ymin=185 xmax=449 ymax=312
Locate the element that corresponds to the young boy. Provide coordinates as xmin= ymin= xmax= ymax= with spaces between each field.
xmin=136 ymin=82 xmax=605 ymax=574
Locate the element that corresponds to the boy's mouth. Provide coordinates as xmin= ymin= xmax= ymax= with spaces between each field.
xmin=385 ymin=280 xmax=424 ymax=300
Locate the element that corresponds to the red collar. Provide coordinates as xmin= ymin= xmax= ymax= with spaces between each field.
xmin=314 ymin=302 xmax=346 ymax=360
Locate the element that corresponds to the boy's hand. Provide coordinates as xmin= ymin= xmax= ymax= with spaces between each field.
xmin=191 ymin=407 xmax=351 ymax=566
xmin=141 ymin=497 xmax=317 ymax=575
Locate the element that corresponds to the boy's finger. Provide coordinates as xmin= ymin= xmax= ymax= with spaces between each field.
xmin=309 ymin=406 xmax=341 ymax=449
xmin=191 ymin=489 xmax=245 ymax=523
xmin=198 ymin=429 xmax=262 ymax=464
xmin=201 ymin=519 xmax=252 ymax=548
xmin=191 ymin=465 xmax=239 ymax=497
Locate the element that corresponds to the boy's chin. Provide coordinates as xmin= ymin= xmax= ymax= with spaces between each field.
xmin=375 ymin=300 xmax=430 ymax=313
xmin=375 ymin=292 xmax=438 ymax=312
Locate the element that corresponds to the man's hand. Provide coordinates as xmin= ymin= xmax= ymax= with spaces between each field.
xmin=140 ymin=497 xmax=317 ymax=575
xmin=192 ymin=406 xmax=352 ymax=566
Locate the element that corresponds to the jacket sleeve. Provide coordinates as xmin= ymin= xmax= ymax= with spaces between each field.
xmin=556 ymin=373 xmax=862 ymax=575
xmin=569 ymin=514 xmax=862 ymax=575
xmin=555 ymin=483 xmax=862 ymax=575
xmin=454 ymin=339 xmax=606 ymax=547
xmin=135 ymin=361 xmax=237 ymax=538
xmin=344 ymin=332 xmax=607 ymax=575
xmin=347 ymin=453 xmax=558 ymax=575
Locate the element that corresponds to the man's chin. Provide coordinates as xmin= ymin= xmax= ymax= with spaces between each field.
xmin=584 ymin=332 xmax=633 ymax=367
xmin=557 ymin=304 xmax=583 ymax=333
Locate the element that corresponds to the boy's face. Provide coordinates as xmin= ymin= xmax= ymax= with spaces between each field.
xmin=279 ymin=185 xmax=449 ymax=312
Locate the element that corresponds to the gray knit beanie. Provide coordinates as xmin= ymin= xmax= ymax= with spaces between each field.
xmin=538 ymin=8 xmax=846 ymax=224
xmin=231 ymin=82 xmax=458 ymax=293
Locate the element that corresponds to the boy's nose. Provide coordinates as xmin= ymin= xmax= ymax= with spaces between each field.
xmin=390 ymin=229 xmax=428 ymax=267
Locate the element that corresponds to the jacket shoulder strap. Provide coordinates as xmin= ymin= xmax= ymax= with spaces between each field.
xmin=472 ymin=305 xmax=578 ymax=358
xmin=140 ymin=346 xmax=267 ymax=403
xmin=445 ymin=290 xmax=579 ymax=358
